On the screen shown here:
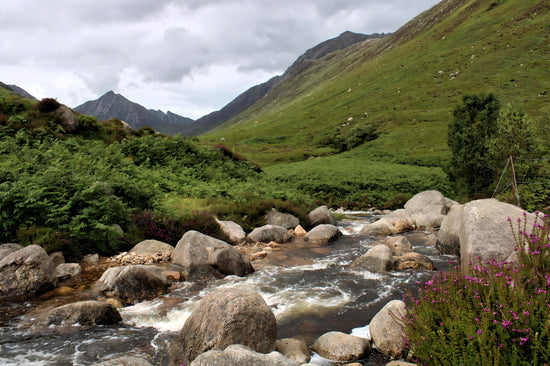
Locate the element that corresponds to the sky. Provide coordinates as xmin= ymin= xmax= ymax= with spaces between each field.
xmin=0 ymin=0 xmax=440 ymax=120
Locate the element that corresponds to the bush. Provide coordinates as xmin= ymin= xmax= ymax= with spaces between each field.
xmin=403 ymin=213 xmax=550 ymax=365
xmin=36 ymin=98 xmax=61 ymax=113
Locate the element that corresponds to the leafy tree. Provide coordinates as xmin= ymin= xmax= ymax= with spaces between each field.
xmin=447 ymin=94 xmax=500 ymax=196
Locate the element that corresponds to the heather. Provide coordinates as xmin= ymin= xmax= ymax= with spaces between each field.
xmin=404 ymin=213 xmax=550 ymax=365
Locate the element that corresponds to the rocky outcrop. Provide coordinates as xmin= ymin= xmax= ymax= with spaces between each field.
xmin=459 ymin=199 xmax=537 ymax=273
xmin=394 ymin=252 xmax=435 ymax=271
xmin=247 ymin=225 xmax=292 ymax=244
xmin=175 ymin=287 xmax=277 ymax=363
xmin=216 ymin=219 xmax=246 ymax=244
xmin=310 ymin=331 xmax=370 ymax=362
xmin=265 ymin=209 xmax=300 ymax=230
xmin=55 ymin=263 xmax=82 ymax=281
xmin=275 ymin=338 xmax=311 ymax=364
xmin=97 ymin=265 xmax=170 ymax=303
xmin=0 ymin=245 xmax=57 ymax=299
xmin=436 ymin=204 xmax=464 ymax=255
xmin=190 ymin=344 xmax=299 ymax=366
xmin=308 ymin=206 xmax=336 ymax=227
xmin=369 ymin=300 xmax=406 ymax=358
xmin=350 ymin=244 xmax=393 ymax=273
xmin=53 ymin=104 xmax=79 ymax=132
xmin=47 ymin=300 xmax=122 ymax=326
xmin=304 ymin=224 xmax=342 ymax=245
xmin=129 ymin=239 xmax=174 ymax=255
xmin=172 ymin=231 xmax=254 ymax=281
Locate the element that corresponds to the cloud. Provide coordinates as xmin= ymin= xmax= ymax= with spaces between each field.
xmin=0 ymin=0 xmax=440 ymax=119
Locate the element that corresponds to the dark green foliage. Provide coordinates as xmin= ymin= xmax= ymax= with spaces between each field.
xmin=36 ymin=98 xmax=60 ymax=113
xmin=447 ymin=94 xmax=501 ymax=196
xmin=346 ymin=124 xmax=379 ymax=150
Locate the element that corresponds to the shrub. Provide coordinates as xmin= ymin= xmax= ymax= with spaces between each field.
xmin=403 ymin=213 xmax=550 ymax=365
xmin=37 ymin=98 xmax=61 ymax=113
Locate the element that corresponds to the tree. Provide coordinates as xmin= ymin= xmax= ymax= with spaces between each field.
xmin=447 ymin=94 xmax=500 ymax=196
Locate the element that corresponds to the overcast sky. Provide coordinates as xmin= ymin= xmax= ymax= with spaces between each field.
xmin=1 ymin=0 xmax=440 ymax=119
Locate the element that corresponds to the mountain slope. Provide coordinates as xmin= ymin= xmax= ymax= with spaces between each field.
xmin=201 ymin=0 xmax=550 ymax=167
xmin=74 ymin=91 xmax=194 ymax=135
xmin=0 ymin=82 xmax=36 ymax=100
xmin=185 ymin=31 xmax=385 ymax=135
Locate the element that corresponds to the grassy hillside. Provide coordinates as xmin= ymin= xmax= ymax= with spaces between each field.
xmin=202 ymin=0 xmax=549 ymax=168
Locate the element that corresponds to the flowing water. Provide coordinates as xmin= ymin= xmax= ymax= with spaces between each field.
xmin=0 ymin=213 xmax=456 ymax=365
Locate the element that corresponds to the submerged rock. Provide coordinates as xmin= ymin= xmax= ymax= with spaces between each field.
xmin=97 ymin=265 xmax=170 ymax=303
xmin=47 ymin=300 xmax=122 ymax=326
xmin=350 ymin=244 xmax=393 ymax=273
xmin=275 ymin=338 xmax=311 ymax=364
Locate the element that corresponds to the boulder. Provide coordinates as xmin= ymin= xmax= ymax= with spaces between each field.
xmin=0 ymin=243 xmax=23 ymax=258
xmin=172 ymin=231 xmax=254 ymax=281
xmin=216 ymin=219 xmax=246 ymax=244
xmin=369 ymin=300 xmax=406 ymax=358
xmin=55 ymin=263 xmax=82 ymax=281
xmin=394 ymin=252 xmax=435 ymax=271
xmin=0 ymin=245 xmax=57 ymax=299
xmin=304 ymin=224 xmax=342 ymax=245
xmin=94 ymin=356 xmax=152 ymax=366
xmin=436 ymin=204 xmax=464 ymax=255
xmin=294 ymin=225 xmax=307 ymax=236
xmin=190 ymin=344 xmax=299 ymax=366
xmin=53 ymin=104 xmax=79 ymax=132
xmin=385 ymin=236 xmax=412 ymax=256
xmin=275 ymin=338 xmax=311 ymax=364
xmin=308 ymin=206 xmax=336 ymax=227
xmin=310 ymin=331 xmax=370 ymax=362
xmin=350 ymin=244 xmax=393 ymax=273
xmin=81 ymin=253 xmax=99 ymax=265
xmin=47 ymin=300 xmax=122 ymax=326
xmin=265 ymin=209 xmax=300 ymax=230
xmin=404 ymin=191 xmax=453 ymax=230
xmin=129 ymin=239 xmax=174 ymax=255
xmin=247 ymin=225 xmax=292 ymax=244
xmin=360 ymin=219 xmax=391 ymax=236
xmin=97 ymin=265 xmax=170 ymax=303
xmin=175 ymin=287 xmax=277 ymax=363
xmin=384 ymin=209 xmax=415 ymax=233
xmin=459 ymin=199 xmax=537 ymax=273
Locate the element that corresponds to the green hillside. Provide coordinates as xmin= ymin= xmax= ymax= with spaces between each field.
xmin=202 ymin=0 xmax=549 ymax=168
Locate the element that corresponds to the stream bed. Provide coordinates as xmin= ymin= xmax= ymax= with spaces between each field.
xmin=0 ymin=212 xmax=456 ymax=365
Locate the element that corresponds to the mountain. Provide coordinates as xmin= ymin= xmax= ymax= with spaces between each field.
xmin=0 ymin=82 xmax=37 ymax=100
xmin=184 ymin=31 xmax=385 ymax=136
xmin=74 ymin=91 xmax=194 ymax=135
xmin=200 ymin=0 xmax=550 ymax=167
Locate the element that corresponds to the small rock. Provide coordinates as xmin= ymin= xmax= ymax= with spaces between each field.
xmin=276 ymin=338 xmax=311 ymax=364
xmin=294 ymin=225 xmax=307 ymax=236
xmin=310 ymin=331 xmax=370 ymax=362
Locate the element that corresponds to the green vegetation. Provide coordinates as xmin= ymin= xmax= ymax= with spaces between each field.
xmin=404 ymin=214 xmax=550 ymax=365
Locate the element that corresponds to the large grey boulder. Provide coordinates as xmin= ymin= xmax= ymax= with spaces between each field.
xmin=0 ymin=245 xmax=57 ymax=299
xmin=265 ymin=209 xmax=300 ymax=230
xmin=369 ymin=300 xmax=406 ymax=358
xmin=97 ymin=265 xmax=170 ymax=303
xmin=350 ymin=244 xmax=393 ymax=273
xmin=47 ymin=300 xmax=122 ymax=326
xmin=175 ymin=287 xmax=277 ymax=363
xmin=404 ymin=191 xmax=455 ymax=230
xmin=172 ymin=231 xmax=254 ymax=281
xmin=216 ymin=219 xmax=246 ymax=244
xmin=436 ymin=204 xmax=464 ymax=255
xmin=310 ymin=331 xmax=370 ymax=362
xmin=129 ymin=239 xmax=174 ymax=255
xmin=308 ymin=206 xmax=336 ymax=227
xmin=190 ymin=344 xmax=299 ymax=366
xmin=275 ymin=338 xmax=311 ymax=364
xmin=460 ymin=199 xmax=537 ymax=273
xmin=304 ymin=224 xmax=342 ymax=245
xmin=247 ymin=225 xmax=292 ymax=244
xmin=54 ymin=104 xmax=79 ymax=132
xmin=0 ymin=243 xmax=24 ymax=258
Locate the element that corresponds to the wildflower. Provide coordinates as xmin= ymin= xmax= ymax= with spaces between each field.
xmin=477 ymin=329 xmax=482 ymax=335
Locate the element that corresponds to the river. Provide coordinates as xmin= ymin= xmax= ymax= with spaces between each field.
xmin=0 ymin=212 xmax=456 ymax=365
